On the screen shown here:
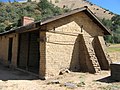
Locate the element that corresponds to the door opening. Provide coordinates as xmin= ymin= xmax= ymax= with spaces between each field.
xmin=8 ymin=38 xmax=13 ymax=64
xmin=18 ymin=31 xmax=40 ymax=74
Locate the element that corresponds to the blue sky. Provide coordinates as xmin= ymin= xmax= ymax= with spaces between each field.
xmin=1 ymin=0 xmax=120 ymax=15
xmin=1 ymin=0 xmax=26 ymax=2
xmin=88 ymin=0 xmax=120 ymax=15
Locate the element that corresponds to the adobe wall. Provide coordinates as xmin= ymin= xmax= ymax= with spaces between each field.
xmin=0 ymin=33 xmax=18 ymax=67
xmin=93 ymin=36 xmax=111 ymax=70
xmin=39 ymin=31 xmax=46 ymax=79
xmin=44 ymin=12 xmax=104 ymax=77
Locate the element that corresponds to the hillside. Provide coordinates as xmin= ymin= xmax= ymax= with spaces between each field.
xmin=0 ymin=1 xmax=67 ymax=32
xmin=49 ymin=0 xmax=114 ymax=19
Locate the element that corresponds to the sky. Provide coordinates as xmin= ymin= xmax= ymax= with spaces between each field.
xmin=0 ymin=0 xmax=27 ymax=2
xmin=88 ymin=0 xmax=120 ymax=15
xmin=1 ymin=0 xmax=120 ymax=15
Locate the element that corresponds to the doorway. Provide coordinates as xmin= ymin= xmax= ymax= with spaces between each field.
xmin=8 ymin=38 xmax=13 ymax=64
xmin=18 ymin=31 xmax=40 ymax=74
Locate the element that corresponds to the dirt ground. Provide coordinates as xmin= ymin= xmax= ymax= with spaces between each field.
xmin=0 ymin=64 xmax=120 ymax=90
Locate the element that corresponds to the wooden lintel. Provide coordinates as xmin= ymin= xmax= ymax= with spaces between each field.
xmin=15 ymin=24 xmax=37 ymax=33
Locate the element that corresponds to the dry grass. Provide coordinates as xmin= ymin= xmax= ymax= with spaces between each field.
xmin=53 ymin=0 xmax=114 ymax=19
xmin=107 ymin=44 xmax=120 ymax=62
xmin=107 ymin=44 xmax=120 ymax=52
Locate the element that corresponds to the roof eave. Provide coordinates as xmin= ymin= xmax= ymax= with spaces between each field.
xmin=86 ymin=8 xmax=111 ymax=35
xmin=41 ymin=7 xmax=87 ymax=25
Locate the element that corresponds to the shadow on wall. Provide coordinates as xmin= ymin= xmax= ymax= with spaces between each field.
xmin=69 ymin=34 xmax=95 ymax=73
xmin=69 ymin=35 xmax=81 ymax=72
xmin=92 ymin=37 xmax=109 ymax=70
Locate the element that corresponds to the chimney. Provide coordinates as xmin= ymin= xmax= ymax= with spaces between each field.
xmin=22 ymin=16 xmax=34 ymax=26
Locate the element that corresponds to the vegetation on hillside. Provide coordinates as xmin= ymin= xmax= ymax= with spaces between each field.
xmin=0 ymin=0 xmax=69 ymax=32
xmin=102 ymin=15 xmax=120 ymax=43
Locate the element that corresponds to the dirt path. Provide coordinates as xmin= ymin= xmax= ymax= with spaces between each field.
xmin=0 ymin=64 xmax=120 ymax=90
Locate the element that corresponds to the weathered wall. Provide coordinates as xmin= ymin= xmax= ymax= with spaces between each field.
xmin=0 ymin=33 xmax=18 ymax=67
xmin=0 ymin=35 xmax=9 ymax=65
xmin=12 ymin=34 xmax=19 ymax=67
xmin=46 ymin=31 xmax=80 ymax=77
xmin=39 ymin=31 xmax=46 ymax=79
xmin=79 ymin=35 xmax=101 ymax=73
xmin=44 ymin=12 xmax=104 ymax=77
xmin=93 ymin=36 xmax=111 ymax=70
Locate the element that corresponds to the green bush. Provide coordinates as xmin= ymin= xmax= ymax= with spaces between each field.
xmin=102 ymin=15 xmax=120 ymax=43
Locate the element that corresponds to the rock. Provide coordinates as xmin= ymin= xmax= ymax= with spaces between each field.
xmin=47 ymin=80 xmax=60 ymax=85
xmin=77 ymin=81 xmax=85 ymax=87
xmin=59 ymin=69 xmax=70 ymax=75
xmin=64 ymin=82 xmax=77 ymax=89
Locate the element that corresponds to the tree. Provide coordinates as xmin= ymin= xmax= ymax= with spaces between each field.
xmin=0 ymin=23 xmax=5 ymax=32
xmin=111 ymin=15 xmax=120 ymax=43
xmin=28 ymin=0 xmax=31 ymax=2
xmin=102 ymin=15 xmax=120 ymax=43
xmin=38 ymin=0 xmax=65 ymax=19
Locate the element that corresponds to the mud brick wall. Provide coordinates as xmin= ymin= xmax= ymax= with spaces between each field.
xmin=0 ymin=36 xmax=9 ymax=65
xmin=97 ymin=36 xmax=112 ymax=64
xmin=0 ymin=33 xmax=18 ymax=67
xmin=110 ymin=63 xmax=120 ymax=81
xmin=82 ymin=36 xmax=101 ymax=73
xmin=93 ymin=36 xmax=110 ymax=70
xmin=44 ymin=11 xmax=104 ymax=77
xmin=39 ymin=31 xmax=46 ymax=79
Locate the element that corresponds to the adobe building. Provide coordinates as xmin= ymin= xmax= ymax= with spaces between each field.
xmin=0 ymin=7 xmax=111 ymax=79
